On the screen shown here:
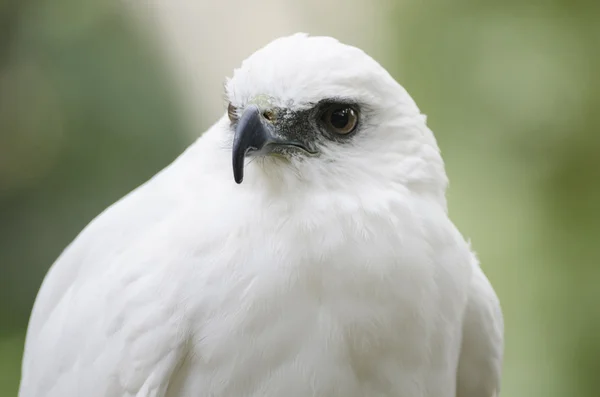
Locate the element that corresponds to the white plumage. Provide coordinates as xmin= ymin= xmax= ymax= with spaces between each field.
xmin=19 ymin=33 xmax=503 ymax=397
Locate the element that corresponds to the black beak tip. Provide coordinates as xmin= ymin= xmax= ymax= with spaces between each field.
xmin=234 ymin=171 xmax=243 ymax=184
xmin=232 ymin=151 xmax=245 ymax=184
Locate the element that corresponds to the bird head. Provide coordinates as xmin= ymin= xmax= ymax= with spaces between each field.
xmin=224 ymin=33 xmax=448 ymax=205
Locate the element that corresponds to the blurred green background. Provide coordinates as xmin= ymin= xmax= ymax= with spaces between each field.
xmin=1 ymin=1 xmax=599 ymax=396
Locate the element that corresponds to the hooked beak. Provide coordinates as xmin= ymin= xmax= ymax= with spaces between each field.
xmin=232 ymin=105 xmax=313 ymax=184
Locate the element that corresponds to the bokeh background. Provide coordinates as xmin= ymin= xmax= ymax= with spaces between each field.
xmin=1 ymin=0 xmax=599 ymax=396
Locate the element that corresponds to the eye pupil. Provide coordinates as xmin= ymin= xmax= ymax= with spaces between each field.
xmin=330 ymin=109 xmax=350 ymax=129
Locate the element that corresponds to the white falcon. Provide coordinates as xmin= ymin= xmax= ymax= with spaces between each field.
xmin=19 ymin=33 xmax=503 ymax=397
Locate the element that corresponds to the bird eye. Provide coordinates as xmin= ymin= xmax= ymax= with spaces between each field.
xmin=227 ymin=103 xmax=238 ymax=123
xmin=320 ymin=105 xmax=358 ymax=135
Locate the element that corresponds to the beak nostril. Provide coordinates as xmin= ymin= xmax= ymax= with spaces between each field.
xmin=262 ymin=110 xmax=275 ymax=122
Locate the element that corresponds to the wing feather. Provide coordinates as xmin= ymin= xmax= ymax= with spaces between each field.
xmin=19 ymin=168 xmax=190 ymax=397
xmin=457 ymin=263 xmax=504 ymax=397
